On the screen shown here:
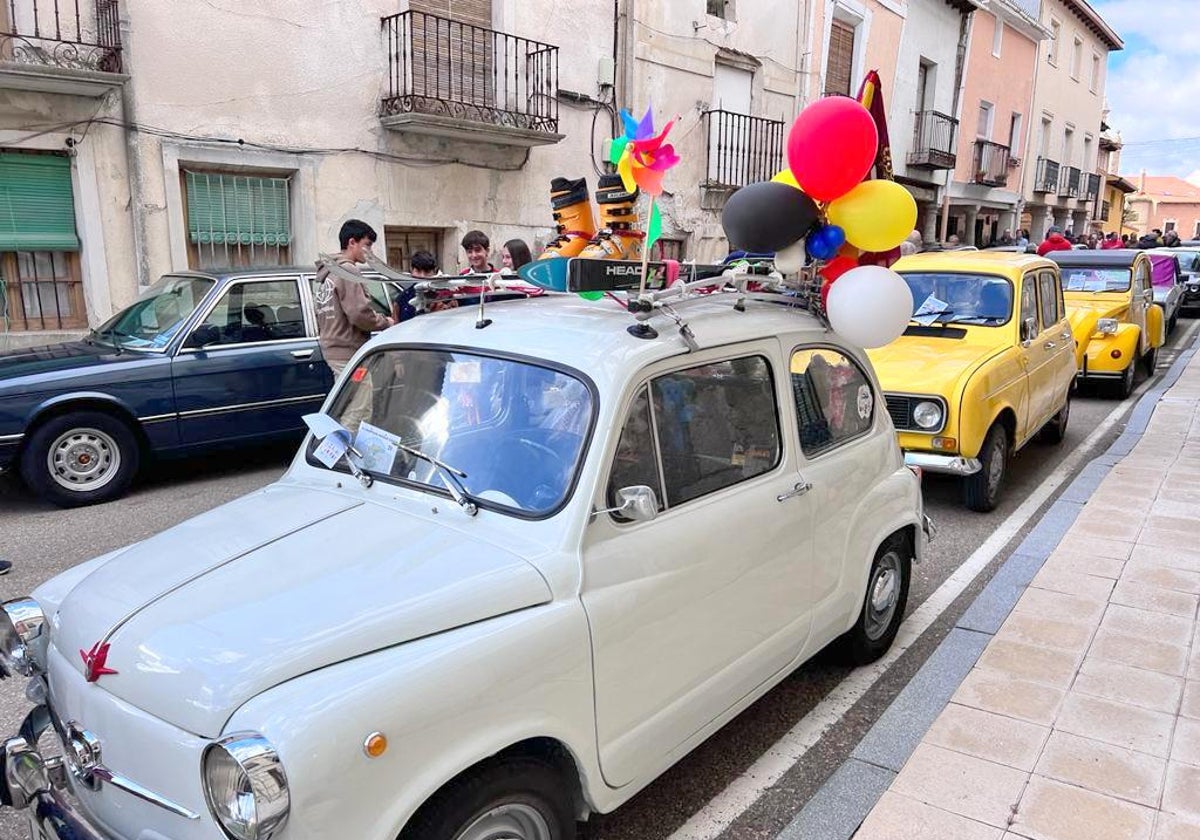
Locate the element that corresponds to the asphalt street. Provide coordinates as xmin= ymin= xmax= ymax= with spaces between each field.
xmin=0 ymin=317 xmax=1196 ymax=839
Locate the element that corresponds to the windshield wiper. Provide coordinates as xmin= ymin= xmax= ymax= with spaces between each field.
xmin=394 ymin=442 xmax=478 ymax=516
xmin=943 ymin=314 xmax=1002 ymax=324
xmin=909 ymin=308 xmax=954 ymax=325
xmin=89 ymin=325 xmax=127 ymax=354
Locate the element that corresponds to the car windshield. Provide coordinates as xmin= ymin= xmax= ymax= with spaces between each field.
xmin=900 ymin=272 xmax=1014 ymax=325
xmin=1059 ymin=267 xmax=1130 ymax=293
xmin=91 ymin=275 xmax=215 ymax=350
xmin=310 ymin=349 xmax=594 ymax=516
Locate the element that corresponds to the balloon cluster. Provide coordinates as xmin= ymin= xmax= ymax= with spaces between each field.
xmin=720 ymin=97 xmax=917 ymax=348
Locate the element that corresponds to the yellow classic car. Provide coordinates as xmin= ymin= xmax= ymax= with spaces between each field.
xmin=867 ymin=252 xmax=1076 ymax=512
xmin=1047 ymin=250 xmax=1166 ymax=398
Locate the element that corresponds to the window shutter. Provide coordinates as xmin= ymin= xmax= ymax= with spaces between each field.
xmin=0 ymin=152 xmax=80 ymax=251
xmin=185 ymin=171 xmax=292 ymax=247
xmin=824 ymin=20 xmax=855 ymax=97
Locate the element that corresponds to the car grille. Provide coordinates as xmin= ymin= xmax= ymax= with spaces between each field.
xmin=885 ymin=395 xmax=914 ymax=430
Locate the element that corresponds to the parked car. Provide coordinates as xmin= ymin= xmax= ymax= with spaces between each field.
xmin=0 ymin=267 xmax=397 ymax=507
xmin=0 ymin=284 xmax=929 ymax=840
xmin=1144 ymin=251 xmax=1185 ymax=334
xmin=1048 ymin=249 xmax=1167 ymax=398
xmin=1152 ymin=246 xmax=1200 ymax=314
xmin=868 ymin=251 xmax=1076 ymax=512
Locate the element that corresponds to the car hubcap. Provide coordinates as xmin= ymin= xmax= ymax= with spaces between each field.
xmin=47 ymin=428 xmax=120 ymax=492
xmin=454 ymin=803 xmax=553 ymax=840
xmin=864 ymin=551 xmax=902 ymax=641
xmin=987 ymin=436 xmax=1005 ymax=496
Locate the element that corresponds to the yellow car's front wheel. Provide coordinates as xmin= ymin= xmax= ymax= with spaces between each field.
xmin=1117 ymin=361 xmax=1136 ymax=399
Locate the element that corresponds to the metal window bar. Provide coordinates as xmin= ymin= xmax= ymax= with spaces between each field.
xmin=703 ymin=109 xmax=785 ymax=188
xmin=1 ymin=0 xmax=122 ymax=72
xmin=908 ymin=110 xmax=958 ymax=169
xmin=1058 ymin=165 xmax=1081 ymax=198
xmin=1101 ymin=200 xmax=1111 ymax=222
xmin=1084 ymin=172 xmax=1101 ymax=201
xmin=972 ymin=140 xmax=1010 ymax=187
xmin=3 ymin=250 xmax=83 ymax=330
xmin=1033 ymin=157 xmax=1060 ymax=193
xmin=187 ymin=173 xmax=292 ymax=270
xmin=381 ymin=10 xmax=558 ymax=133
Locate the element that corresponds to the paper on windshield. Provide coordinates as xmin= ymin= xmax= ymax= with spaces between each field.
xmin=912 ymin=295 xmax=950 ymax=326
xmin=313 ymin=432 xmax=350 ymax=468
xmin=353 ymin=422 xmax=400 ymax=473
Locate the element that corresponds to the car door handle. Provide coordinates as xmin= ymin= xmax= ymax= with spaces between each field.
xmin=1043 ymin=341 xmax=1056 ymax=350
xmin=290 ymin=349 xmax=315 ymax=360
xmin=777 ymin=481 xmax=812 ymax=502
xmin=1060 ymin=331 xmax=1071 ymax=341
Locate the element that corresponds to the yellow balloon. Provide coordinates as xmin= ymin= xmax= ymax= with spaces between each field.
xmin=827 ymin=180 xmax=918 ymax=253
xmin=771 ymin=169 xmax=801 ymax=190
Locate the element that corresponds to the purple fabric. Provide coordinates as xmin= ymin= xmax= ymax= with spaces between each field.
xmin=1148 ymin=255 xmax=1178 ymax=288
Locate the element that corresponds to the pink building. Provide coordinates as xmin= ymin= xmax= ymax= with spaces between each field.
xmin=1124 ymin=175 xmax=1200 ymax=241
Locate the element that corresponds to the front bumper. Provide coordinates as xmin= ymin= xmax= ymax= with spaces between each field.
xmin=904 ymin=451 xmax=981 ymax=476
xmin=2 ymin=735 xmax=110 ymax=840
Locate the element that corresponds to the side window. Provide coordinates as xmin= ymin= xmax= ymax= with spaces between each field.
xmin=652 ymin=356 xmax=780 ymax=506
xmin=791 ymin=347 xmax=875 ymax=457
xmin=606 ymin=386 xmax=665 ymax=512
xmin=1038 ymin=271 xmax=1059 ymax=327
xmin=1020 ymin=280 xmax=1039 ymax=332
xmin=197 ymin=279 xmax=304 ymax=345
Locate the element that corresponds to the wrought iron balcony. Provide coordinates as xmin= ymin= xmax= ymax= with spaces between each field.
xmin=380 ymin=10 xmax=561 ymax=148
xmin=1059 ymin=166 xmax=1081 ymax=198
xmin=972 ymin=140 xmax=1010 ymax=187
xmin=1084 ymin=172 xmax=1101 ymax=201
xmin=1034 ymin=157 xmax=1059 ymax=193
xmin=908 ymin=110 xmax=958 ymax=170
xmin=703 ymin=110 xmax=785 ymax=189
xmin=1101 ymin=200 xmax=1110 ymax=222
xmin=0 ymin=0 xmax=123 ymax=95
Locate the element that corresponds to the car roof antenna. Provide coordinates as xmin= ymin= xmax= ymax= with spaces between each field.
xmin=475 ymin=272 xmax=497 ymax=329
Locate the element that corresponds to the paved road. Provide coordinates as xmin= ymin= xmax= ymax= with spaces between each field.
xmin=0 ymin=318 xmax=1195 ymax=839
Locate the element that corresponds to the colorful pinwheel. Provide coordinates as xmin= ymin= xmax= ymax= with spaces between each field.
xmin=609 ymin=106 xmax=680 ymax=254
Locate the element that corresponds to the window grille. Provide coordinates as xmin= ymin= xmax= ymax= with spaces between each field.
xmin=184 ymin=171 xmax=293 ymax=269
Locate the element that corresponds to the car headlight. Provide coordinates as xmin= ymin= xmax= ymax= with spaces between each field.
xmin=1096 ymin=318 xmax=1119 ymax=335
xmin=1 ymin=598 xmax=47 ymax=677
xmin=202 ymin=734 xmax=290 ymax=840
xmin=912 ymin=400 xmax=944 ymax=431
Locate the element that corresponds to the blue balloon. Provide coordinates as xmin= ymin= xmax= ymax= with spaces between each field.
xmin=807 ymin=224 xmax=845 ymax=261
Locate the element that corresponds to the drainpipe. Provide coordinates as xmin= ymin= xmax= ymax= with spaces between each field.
xmin=939 ymin=6 xmax=973 ymax=243
xmin=117 ymin=11 xmax=149 ymax=288
xmin=796 ymin=0 xmax=812 ymax=111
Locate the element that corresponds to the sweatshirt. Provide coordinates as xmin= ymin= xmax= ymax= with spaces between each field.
xmin=314 ymin=257 xmax=391 ymax=365
xmin=1036 ymin=234 xmax=1073 ymax=257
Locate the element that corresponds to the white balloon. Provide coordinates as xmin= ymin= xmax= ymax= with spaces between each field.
xmin=825 ymin=265 xmax=914 ymax=349
xmin=773 ymin=240 xmax=806 ymax=274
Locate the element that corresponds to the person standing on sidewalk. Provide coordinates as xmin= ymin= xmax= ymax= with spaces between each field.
xmin=460 ymin=230 xmax=496 ymax=274
xmin=315 ymin=220 xmax=394 ymax=432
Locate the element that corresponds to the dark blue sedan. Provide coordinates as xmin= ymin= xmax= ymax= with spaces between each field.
xmin=0 ymin=267 xmax=396 ymax=507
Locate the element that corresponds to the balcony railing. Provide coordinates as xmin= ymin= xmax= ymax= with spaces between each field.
xmin=1034 ymin=157 xmax=1059 ymax=193
xmin=972 ymin=140 xmax=1010 ymax=187
xmin=908 ymin=110 xmax=958 ymax=170
xmin=1059 ymin=166 xmax=1081 ymax=198
xmin=1101 ymin=200 xmax=1110 ymax=222
xmin=1084 ymin=172 xmax=1101 ymax=201
xmin=703 ymin=109 xmax=784 ymax=188
xmin=381 ymin=10 xmax=559 ymax=135
xmin=0 ymin=0 xmax=122 ymax=73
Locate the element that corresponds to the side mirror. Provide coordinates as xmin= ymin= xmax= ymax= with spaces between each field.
xmin=1021 ymin=317 xmax=1038 ymax=343
xmin=596 ymin=485 xmax=659 ymax=523
xmin=184 ymin=324 xmax=221 ymax=349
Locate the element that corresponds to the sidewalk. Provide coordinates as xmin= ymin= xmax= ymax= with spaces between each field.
xmin=850 ymin=357 xmax=1200 ymax=838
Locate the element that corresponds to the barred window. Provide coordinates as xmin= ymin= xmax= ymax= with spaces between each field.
xmin=183 ymin=170 xmax=293 ymax=269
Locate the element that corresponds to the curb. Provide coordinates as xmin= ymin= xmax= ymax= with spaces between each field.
xmin=777 ymin=329 xmax=1200 ymax=840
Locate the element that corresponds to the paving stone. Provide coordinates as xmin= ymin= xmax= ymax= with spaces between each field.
xmin=1010 ymin=775 xmax=1155 ymax=840
xmin=1034 ymin=730 xmax=1166 ymax=808
xmin=776 ymin=758 xmax=894 ymax=840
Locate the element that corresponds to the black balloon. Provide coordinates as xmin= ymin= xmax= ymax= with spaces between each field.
xmin=721 ymin=181 xmax=819 ymax=253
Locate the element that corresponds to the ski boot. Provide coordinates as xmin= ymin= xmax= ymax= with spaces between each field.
xmin=538 ymin=177 xmax=597 ymax=260
xmin=577 ymin=174 xmax=645 ymax=261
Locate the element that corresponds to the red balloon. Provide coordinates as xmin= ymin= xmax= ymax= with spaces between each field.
xmin=858 ymin=246 xmax=902 ymax=269
xmin=820 ymin=278 xmax=834 ymax=308
xmin=819 ymin=255 xmax=858 ymax=283
xmin=786 ymin=98 xmax=879 ymax=203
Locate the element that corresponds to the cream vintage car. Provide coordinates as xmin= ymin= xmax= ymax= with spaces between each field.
xmin=868 ymin=252 xmax=1076 ymax=512
xmin=0 ymin=273 xmax=927 ymax=840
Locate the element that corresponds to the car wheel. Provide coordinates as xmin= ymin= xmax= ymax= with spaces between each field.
xmin=963 ymin=423 xmax=1008 ymax=512
xmin=19 ymin=411 xmax=140 ymax=508
xmin=1117 ymin=360 xmax=1136 ymax=398
xmin=839 ymin=532 xmax=911 ymax=665
xmin=1039 ymin=394 xmax=1070 ymax=444
xmin=1142 ymin=345 xmax=1159 ymax=377
xmin=1169 ymin=313 xmax=1178 ymax=335
xmin=399 ymin=757 xmax=575 ymax=840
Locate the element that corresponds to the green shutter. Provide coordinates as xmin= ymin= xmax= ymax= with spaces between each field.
xmin=185 ymin=172 xmax=292 ymax=246
xmin=0 ymin=152 xmax=81 ymax=251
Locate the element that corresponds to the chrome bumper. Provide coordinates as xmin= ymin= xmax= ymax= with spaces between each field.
xmin=904 ymin=451 xmax=982 ymax=476
xmin=3 ymin=737 xmax=110 ymax=840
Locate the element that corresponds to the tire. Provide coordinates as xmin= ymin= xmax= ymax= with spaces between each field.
xmin=963 ymin=423 xmax=1008 ymax=512
xmin=399 ymin=757 xmax=575 ymax=840
xmin=1142 ymin=345 xmax=1159 ymax=377
xmin=1117 ymin=360 xmax=1136 ymax=399
xmin=1039 ymin=394 xmax=1070 ymax=444
xmin=839 ymin=532 xmax=912 ymax=665
xmin=1169 ymin=313 xmax=1178 ymax=335
xmin=19 ymin=411 xmax=140 ymax=508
